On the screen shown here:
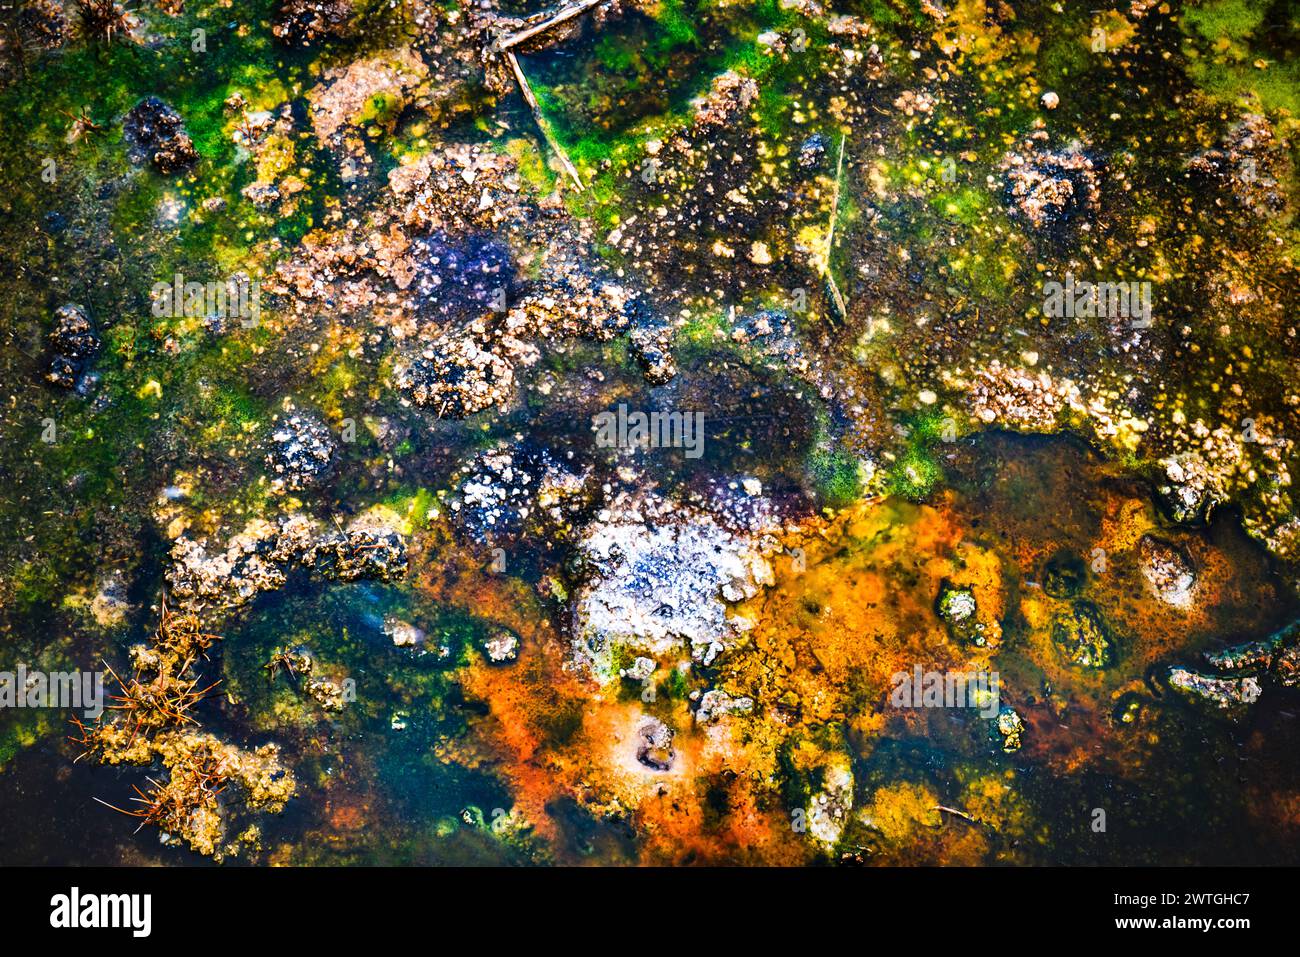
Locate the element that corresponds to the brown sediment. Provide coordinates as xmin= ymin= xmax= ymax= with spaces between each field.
xmin=728 ymin=496 xmax=1006 ymax=729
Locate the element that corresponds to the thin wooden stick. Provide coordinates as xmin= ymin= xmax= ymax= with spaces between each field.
xmin=826 ymin=273 xmax=848 ymax=321
xmin=823 ymin=132 xmax=848 ymax=322
xmin=933 ymin=804 xmax=993 ymax=830
xmin=506 ymin=49 xmax=584 ymax=191
xmin=500 ymin=0 xmax=609 ymax=51
xmin=826 ymin=133 xmax=846 ymax=256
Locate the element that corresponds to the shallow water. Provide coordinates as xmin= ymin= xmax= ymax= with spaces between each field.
xmin=1 ymin=0 xmax=1299 ymax=865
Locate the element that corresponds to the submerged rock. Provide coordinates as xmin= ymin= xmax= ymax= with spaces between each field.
xmin=90 ymin=570 xmax=131 ymax=627
xmin=167 ymin=511 xmax=407 ymax=612
xmin=482 ymin=629 xmax=520 ymax=665
xmin=996 ymin=707 xmax=1024 ymax=753
xmin=265 ymin=411 xmax=337 ymax=493
xmin=691 ymin=70 xmax=759 ymax=128
xmin=391 ymin=331 xmax=515 ymax=418
xmin=272 ymin=0 xmax=355 ymax=46
xmin=1001 ymin=139 xmax=1100 ymax=233
xmin=45 ymin=303 xmax=99 ymax=391
xmin=1187 ymin=113 xmax=1290 ymax=219
xmin=123 ymin=97 xmax=197 ymax=173
xmin=570 ymin=498 xmax=772 ymax=683
xmin=448 ymin=442 xmax=594 ymax=546
xmin=1138 ymin=534 xmax=1196 ymax=607
xmin=1051 ymin=600 xmax=1116 ymax=669
xmin=807 ymin=760 xmax=854 ymax=847
xmin=629 ymin=325 xmax=677 ymax=385
xmin=635 ymin=716 xmax=674 ymax=771
xmin=307 ymin=46 xmax=429 ymax=176
xmin=935 ymin=580 xmax=985 ymax=646
xmin=1202 ymin=620 xmax=1300 ymax=688
xmin=798 ymin=132 xmax=828 ymax=170
xmin=695 ymin=688 xmax=755 ymax=725
xmin=1041 ymin=550 xmax=1087 ymax=599
xmin=620 ymin=656 xmax=656 ymax=682
xmin=383 ymin=616 xmax=426 ymax=649
xmin=1167 ymin=666 xmax=1262 ymax=718
xmin=304 ymin=676 xmax=347 ymax=711
xmin=1156 ymin=455 xmax=1215 ymax=524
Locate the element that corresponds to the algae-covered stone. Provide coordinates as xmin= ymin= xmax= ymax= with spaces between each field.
xmin=695 ymin=688 xmax=754 ymax=725
xmin=806 ymin=758 xmax=854 ymax=847
xmin=273 ymin=0 xmax=356 ymax=47
xmin=1051 ymin=601 xmax=1116 ymax=669
xmin=1001 ymin=140 xmax=1100 ymax=233
xmin=935 ymin=580 xmax=985 ymax=646
xmin=123 ymin=97 xmax=197 ymax=174
xmin=1138 ymin=535 xmax=1196 ymax=607
xmin=265 ymin=411 xmax=337 ymax=493
xmin=1167 ymin=666 xmax=1261 ymax=718
xmin=1041 ymin=550 xmax=1087 ymax=599
xmin=570 ymin=498 xmax=771 ymax=683
xmin=996 ymin=706 xmax=1025 ymax=753
xmin=46 ymin=303 xmax=99 ymax=391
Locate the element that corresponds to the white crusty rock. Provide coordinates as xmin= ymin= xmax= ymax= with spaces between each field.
xmin=569 ymin=497 xmax=773 ymax=683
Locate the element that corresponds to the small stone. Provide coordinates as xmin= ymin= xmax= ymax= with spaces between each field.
xmin=936 ymin=581 xmax=985 ymax=646
xmin=46 ymin=303 xmax=100 ymax=390
xmin=1138 ymin=534 xmax=1196 ymax=607
xmin=635 ymin=716 xmax=674 ymax=771
xmin=483 ymin=629 xmax=520 ymax=664
xmin=384 ymin=616 xmax=426 ymax=648
xmin=996 ymin=707 xmax=1024 ymax=752
xmin=265 ymin=411 xmax=337 ymax=492
xmin=798 ymin=133 xmax=827 ymax=169
xmin=1041 ymin=91 xmax=1059 ymax=110
xmin=123 ymin=97 xmax=198 ymax=174
xmin=696 ymin=689 xmax=754 ymax=724
xmin=620 ymin=656 xmax=656 ymax=682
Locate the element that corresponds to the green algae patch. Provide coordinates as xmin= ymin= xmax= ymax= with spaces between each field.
xmin=1180 ymin=0 xmax=1300 ymax=115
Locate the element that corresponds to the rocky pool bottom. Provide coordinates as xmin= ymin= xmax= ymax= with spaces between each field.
xmin=4 ymin=431 xmax=1300 ymax=866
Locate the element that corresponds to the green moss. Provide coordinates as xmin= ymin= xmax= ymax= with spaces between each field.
xmin=662 ymin=665 xmax=690 ymax=700
xmin=407 ymin=488 xmax=438 ymax=529
xmin=1180 ymin=0 xmax=1300 ymax=114
xmin=656 ymin=0 xmax=702 ymax=47
xmin=501 ymin=136 xmax=558 ymax=196
xmin=1183 ymin=0 xmax=1271 ymax=42
xmin=1187 ymin=58 xmax=1300 ymax=115
xmin=807 ymin=447 xmax=864 ymax=508
xmin=0 ymin=714 xmax=46 ymax=770
xmin=886 ymin=448 xmax=942 ymax=501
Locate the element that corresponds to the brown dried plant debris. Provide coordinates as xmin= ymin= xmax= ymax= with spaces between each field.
xmin=72 ymin=600 xmax=296 ymax=860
